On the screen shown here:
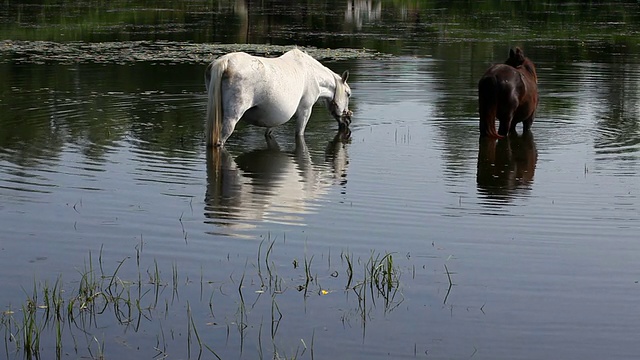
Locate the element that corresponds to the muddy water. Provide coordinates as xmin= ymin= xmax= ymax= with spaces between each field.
xmin=1 ymin=1 xmax=640 ymax=359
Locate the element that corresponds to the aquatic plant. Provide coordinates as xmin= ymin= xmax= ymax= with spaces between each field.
xmin=0 ymin=237 xmax=449 ymax=359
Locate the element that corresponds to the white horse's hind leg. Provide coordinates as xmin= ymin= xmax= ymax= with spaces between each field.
xmin=219 ymin=87 xmax=252 ymax=146
xmin=219 ymin=118 xmax=241 ymax=146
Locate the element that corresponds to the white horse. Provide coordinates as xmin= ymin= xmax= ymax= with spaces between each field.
xmin=205 ymin=48 xmax=352 ymax=147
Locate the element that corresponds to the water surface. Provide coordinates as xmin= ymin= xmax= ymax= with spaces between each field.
xmin=1 ymin=1 xmax=640 ymax=359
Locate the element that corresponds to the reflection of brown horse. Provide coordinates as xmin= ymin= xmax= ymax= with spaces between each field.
xmin=478 ymin=47 xmax=539 ymax=138
xmin=476 ymin=132 xmax=537 ymax=201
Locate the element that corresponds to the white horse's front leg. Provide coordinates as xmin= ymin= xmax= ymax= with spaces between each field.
xmin=294 ymin=108 xmax=313 ymax=136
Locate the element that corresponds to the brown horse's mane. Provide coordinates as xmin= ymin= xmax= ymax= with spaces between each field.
xmin=505 ymin=47 xmax=537 ymax=82
xmin=505 ymin=47 xmax=526 ymax=67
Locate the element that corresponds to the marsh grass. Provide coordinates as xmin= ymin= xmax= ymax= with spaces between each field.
xmin=0 ymin=238 xmax=436 ymax=359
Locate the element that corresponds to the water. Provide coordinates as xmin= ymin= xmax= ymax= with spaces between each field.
xmin=1 ymin=1 xmax=640 ymax=359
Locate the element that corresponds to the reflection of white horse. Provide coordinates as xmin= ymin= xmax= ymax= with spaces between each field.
xmin=204 ymin=133 xmax=350 ymax=231
xmin=205 ymin=48 xmax=352 ymax=147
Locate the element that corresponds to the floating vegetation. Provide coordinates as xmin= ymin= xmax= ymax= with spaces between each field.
xmin=0 ymin=40 xmax=389 ymax=65
xmin=0 ymin=237 xmax=448 ymax=360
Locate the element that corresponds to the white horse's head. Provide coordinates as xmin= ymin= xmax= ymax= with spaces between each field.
xmin=328 ymin=70 xmax=352 ymax=129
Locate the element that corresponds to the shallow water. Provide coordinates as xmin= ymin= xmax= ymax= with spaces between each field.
xmin=1 ymin=1 xmax=640 ymax=359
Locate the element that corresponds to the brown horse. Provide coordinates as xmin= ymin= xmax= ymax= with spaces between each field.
xmin=478 ymin=47 xmax=538 ymax=138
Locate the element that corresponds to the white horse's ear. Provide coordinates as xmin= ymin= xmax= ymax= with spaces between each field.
xmin=341 ymin=70 xmax=349 ymax=83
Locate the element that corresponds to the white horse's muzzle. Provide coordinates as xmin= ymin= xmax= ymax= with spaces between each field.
xmin=331 ymin=100 xmax=352 ymax=126
xmin=336 ymin=109 xmax=352 ymax=127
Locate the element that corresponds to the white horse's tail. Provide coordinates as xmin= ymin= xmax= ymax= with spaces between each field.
xmin=205 ymin=58 xmax=229 ymax=147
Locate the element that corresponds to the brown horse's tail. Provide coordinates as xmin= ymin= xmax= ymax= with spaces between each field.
xmin=478 ymin=76 xmax=501 ymax=138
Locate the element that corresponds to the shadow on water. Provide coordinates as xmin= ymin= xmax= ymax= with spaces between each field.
xmin=476 ymin=131 xmax=537 ymax=204
xmin=204 ymin=130 xmax=350 ymax=235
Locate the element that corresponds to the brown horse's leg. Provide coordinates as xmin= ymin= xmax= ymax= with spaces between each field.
xmin=497 ymin=92 xmax=519 ymax=136
xmin=497 ymin=111 xmax=514 ymax=137
xmin=523 ymin=117 xmax=534 ymax=133
xmin=509 ymin=119 xmax=520 ymax=134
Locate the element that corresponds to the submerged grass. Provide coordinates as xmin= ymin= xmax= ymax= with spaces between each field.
xmin=0 ymin=238 xmax=447 ymax=359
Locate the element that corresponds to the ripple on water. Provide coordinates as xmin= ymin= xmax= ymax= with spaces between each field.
xmin=130 ymin=147 xmax=202 ymax=186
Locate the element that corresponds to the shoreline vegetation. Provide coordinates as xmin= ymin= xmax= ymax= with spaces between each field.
xmin=1 ymin=1 xmax=639 ymax=61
